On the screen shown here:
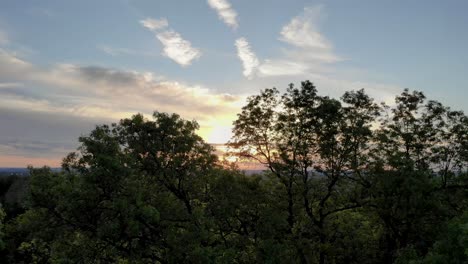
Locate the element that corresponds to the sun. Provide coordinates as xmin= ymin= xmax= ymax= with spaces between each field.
xmin=200 ymin=125 xmax=233 ymax=144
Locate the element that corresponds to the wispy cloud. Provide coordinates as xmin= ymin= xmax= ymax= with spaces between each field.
xmin=140 ymin=18 xmax=168 ymax=31
xmin=207 ymin=0 xmax=239 ymax=29
xmin=279 ymin=5 xmax=341 ymax=63
xmin=280 ymin=6 xmax=329 ymax=49
xmin=156 ymin=30 xmax=201 ymax=66
xmin=234 ymin=38 xmax=311 ymax=78
xmin=234 ymin=5 xmax=342 ymax=79
xmin=98 ymin=45 xmax=159 ymax=57
xmin=140 ymin=18 xmax=201 ymax=66
xmin=228 ymin=5 xmax=401 ymax=107
xmin=0 ymin=49 xmax=33 ymax=78
xmin=235 ymin=38 xmax=259 ymax=79
xmin=258 ymin=59 xmax=309 ymax=77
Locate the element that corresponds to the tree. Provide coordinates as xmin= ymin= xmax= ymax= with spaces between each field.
xmin=2 ymin=81 xmax=467 ymax=264
xmin=6 ymin=112 xmax=221 ymax=263
xmin=0 ymin=205 xmax=5 ymax=251
xmin=422 ymin=209 xmax=468 ymax=263
xmin=230 ymin=81 xmax=380 ymax=263
xmin=370 ymin=89 xmax=468 ymax=263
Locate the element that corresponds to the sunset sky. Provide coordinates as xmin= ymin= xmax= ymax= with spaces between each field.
xmin=1 ymin=0 xmax=467 ymax=167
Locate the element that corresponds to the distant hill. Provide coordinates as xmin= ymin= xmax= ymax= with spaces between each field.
xmin=0 ymin=168 xmax=61 ymax=176
xmin=0 ymin=167 xmax=263 ymax=177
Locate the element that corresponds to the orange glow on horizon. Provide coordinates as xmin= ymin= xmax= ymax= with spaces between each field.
xmin=0 ymin=155 xmax=62 ymax=168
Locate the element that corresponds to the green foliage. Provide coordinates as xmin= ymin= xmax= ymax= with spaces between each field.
xmin=422 ymin=211 xmax=468 ymax=263
xmin=230 ymin=81 xmax=382 ymax=263
xmin=0 ymin=81 xmax=467 ymax=264
xmin=0 ymin=205 xmax=5 ymax=250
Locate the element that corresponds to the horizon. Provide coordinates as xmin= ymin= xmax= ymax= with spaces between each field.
xmin=1 ymin=0 xmax=468 ymax=167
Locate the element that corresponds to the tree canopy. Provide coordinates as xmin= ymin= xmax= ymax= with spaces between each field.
xmin=0 ymin=81 xmax=467 ymax=264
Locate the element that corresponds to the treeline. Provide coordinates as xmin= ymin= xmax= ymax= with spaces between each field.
xmin=0 ymin=81 xmax=467 ymax=263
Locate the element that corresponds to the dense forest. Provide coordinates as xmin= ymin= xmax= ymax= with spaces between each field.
xmin=0 ymin=81 xmax=467 ymax=263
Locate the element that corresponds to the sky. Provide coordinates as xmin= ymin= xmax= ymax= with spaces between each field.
xmin=0 ymin=0 xmax=467 ymax=167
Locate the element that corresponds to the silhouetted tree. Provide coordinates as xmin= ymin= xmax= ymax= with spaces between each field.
xmin=1 ymin=81 xmax=466 ymax=264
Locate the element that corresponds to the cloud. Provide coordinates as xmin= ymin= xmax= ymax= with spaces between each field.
xmin=234 ymin=37 xmax=320 ymax=79
xmin=257 ymin=59 xmax=309 ymax=77
xmin=140 ymin=18 xmax=168 ymax=31
xmin=279 ymin=6 xmax=329 ymax=49
xmin=234 ymin=5 xmax=342 ymax=80
xmin=207 ymin=0 xmax=239 ymax=29
xmin=0 ymin=49 xmax=245 ymax=148
xmin=0 ymin=82 xmax=23 ymax=88
xmin=0 ymin=49 xmax=32 ymax=77
xmin=276 ymin=5 xmax=342 ymax=66
xmin=140 ymin=18 xmax=201 ymax=66
xmin=156 ymin=30 xmax=201 ymax=66
xmin=98 ymin=45 xmax=159 ymax=57
xmin=281 ymin=49 xmax=341 ymax=64
xmin=73 ymin=66 xmax=143 ymax=87
xmin=1 ymin=139 xmax=72 ymax=157
xmin=0 ymin=107 xmax=99 ymax=166
xmin=235 ymin=38 xmax=259 ymax=79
